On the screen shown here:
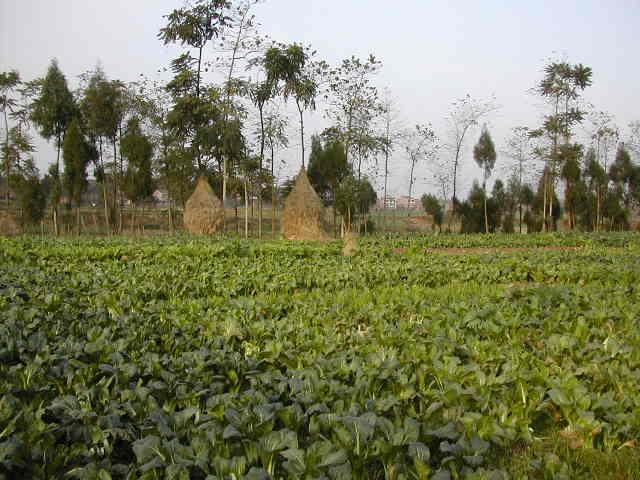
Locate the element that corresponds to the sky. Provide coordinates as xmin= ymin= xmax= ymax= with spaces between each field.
xmin=2 ymin=0 xmax=639 ymax=199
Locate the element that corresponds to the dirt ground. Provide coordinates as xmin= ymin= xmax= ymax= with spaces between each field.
xmin=392 ymin=246 xmax=583 ymax=254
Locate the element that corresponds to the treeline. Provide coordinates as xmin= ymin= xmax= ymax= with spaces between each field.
xmin=1 ymin=0 xmax=639 ymax=235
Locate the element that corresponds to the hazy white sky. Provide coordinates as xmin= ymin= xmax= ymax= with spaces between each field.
xmin=2 ymin=0 xmax=639 ymax=198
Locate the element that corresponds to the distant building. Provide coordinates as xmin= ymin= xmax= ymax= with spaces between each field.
xmin=153 ymin=189 xmax=170 ymax=205
xmin=376 ymin=196 xmax=397 ymax=209
xmin=396 ymin=195 xmax=418 ymax=210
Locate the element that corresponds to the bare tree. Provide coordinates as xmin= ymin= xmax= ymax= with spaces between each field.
xmin=379 ymin=89 xmax=404 ymax=211
xmin=502 ymin=126 xmax=536 ymax=232
xmin=589 ymin=110 xmax=619 ymax=173
xmin=628 ymin=121 xmax=640 ymax=161
xmin=404 ymin=124 xmax=439 ymax=215
xmin=216 ymin=0 xmax=266 ymax=219
xmin=445 ymin=94 xmax=497 ymax=225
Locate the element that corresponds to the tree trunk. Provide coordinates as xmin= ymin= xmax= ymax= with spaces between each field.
xmin=595 ymin=187 xmax=601 ymax=232
xmin=542 ymin=172 xmax=548 ymax=232
xmin=297 ymin=100 xmax=305 ymax=168
xmin=244 ymin=180 xmax=249 ymax=239
xmin=272 ymin=185 xmax=277 ymax=239
xmin=54 ymin=133 xmax=61 ymax=236
xmin=168 ymin=200 xmax=174 ymax=233
xmin=102 ymin=183 xmax=110 ymax=235
xmin=140 ymin=204 xmax=145 ymax=235
xmin=483 ymin=181 xmax=489 ymax=234
xmin=258 ymin=194 xmax=262 ymax=239
xmin=76 ymin=205 xmax=81 ymax=235
xmin=518 ymin=201 xmax=522 ymax=234
xmin=222 ymin=158 xmax=227 ymax=232
xmin=3 ymin=108 xmax=10 ymax=207
xmin=118 ymin=125 xmax=124 ymax=234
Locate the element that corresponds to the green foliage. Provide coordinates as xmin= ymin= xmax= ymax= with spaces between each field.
xmin=264 ymin=43 xmax=317 ymax=167
xmin=473 ymin=127 xmax=497 ymax=181
xmin=459 ymin=181 xmax=499 ymax=233
xmin=9 ymin=160 xmax=47 ymax=224
xmin=265 ymin=43 xmax=315 ymax=108
xmin=536 ymin=61 xmax=592 ymax=141
xmin=80 ymin=68 xmax=122 ymax=143
xmin=30 ymin=59 xmax=75 ymax=145
xmin=62 ymin=118 xmax=91 ymax=207
xmin=121 ymin=117 xmax=154 ymax=204
xmin=158 ymin=1 xmax=231 ymax=51
xmin=609 ymin=145 xmax=638 ymax=207
xmin=334 ymin=175 xmax=377 ymax=224
xmin=307 ymin=134 xmax=350 ymax=205
xmin=420 ymin=193 xmax=444 ymax=229
xmin=1 ymin=234 xmax=639 ymax=478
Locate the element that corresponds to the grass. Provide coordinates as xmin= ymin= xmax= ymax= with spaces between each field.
xmin=497 ymin=434 xmax=640 ymax=479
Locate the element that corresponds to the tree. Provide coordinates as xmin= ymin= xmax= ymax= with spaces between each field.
xmin=247 ymin=76 xmax=275 ymax=238
xmin=473 ymin=126 xmax=497 ymax=233
xmin=10 ymin=159 xmax=47 ymax=226
xmin=265 ymin=43 xmax=318 ymax=168
xmin=262 ymin=108 xmax=289 ymax=236
xmin=121 ymin=117 xmax=154 ymax=232
xmin=334 ymin=175 xmax=376 ymax=231
xmin=532 ymin=60 xmax=592 ymax=230
xmin=589 ymin=110 xmax=619 ymax=172
xmin=609 ymin=144 xmax=637 ymax=209
xmin=520 ymin=184 xmax=535 ymax=232
xmin=218 ymin=0 xmax=264 ymax=211
xmin=30 ymin=59 xmax=76 ymax=235
xmin=502 ymin=175 xmax=521 ymax=233
xmin=492 ymin=179 xmax=508 ymax=232
xmin=62 ymin=118 xmax=92 ymax=233
xmin=80 ymin=67 xmax=122 ymax=232
xmin=532 ymin=167 xmax=561 ymax=231
xmin=559 ymin=143 xmax=582 ymax=229
xmin=445 ymin=94 xmax=496 ymax=225
xmin=504 ymin=126 xmax=534 ymax=232
xmin=1 ymin=70 xmax=24 ymax=205
xmin=421 ymin=193 xmax=444 ymax=232
xmin=379 ymin=90 xmax=403 ymax=212
xmin=405 ymin=124 xmax=438 ymax=218
xmin=2 ymin=125 xmax=34 ymax=204
xmin=583 ymin=147 xmax=607 ymax=231
xmin=459 ymin=181 xmax=499 ymax=233
xmin=307 ymin=133 xmax=350 ymax=233
xmin=323 ymin=55 xmax=385 ymax=178
xmin=237 ymin=154 xmax=261 ymax=238
xmin=159 ymin=0 xmax=231 ymax=100
xmin=628 ymin=121 xmax=640 ymax=159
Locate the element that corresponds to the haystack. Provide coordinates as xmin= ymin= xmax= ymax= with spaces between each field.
xmin=0 ymin=211 xmax=21 ymax=236
xmin=183 ymin=177 xmax=224 ymax=235
xmin=342 ymin=230 xmax=359 ymax=256
xmin=283 ymin=168 xmax=330 ymax=241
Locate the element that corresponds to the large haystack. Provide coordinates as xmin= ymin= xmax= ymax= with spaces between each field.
xmin=283 ymin=168 xmax=330 ymax=241
xmin=0 ymin=211 xmax=21 ymax=236
xmin=183 ymin=177 xmax=224 ymax=235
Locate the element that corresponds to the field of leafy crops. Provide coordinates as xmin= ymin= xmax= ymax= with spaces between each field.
xmin=1 ymin=233 xmax=640 ymax=479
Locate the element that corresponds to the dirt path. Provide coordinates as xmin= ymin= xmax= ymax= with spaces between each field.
xmin=392 ymin=246 xmax=583 ymax=254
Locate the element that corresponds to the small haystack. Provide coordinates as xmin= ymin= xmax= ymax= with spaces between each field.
xmin=283 ymin=168 xmax=330 ymax=241
xmin=342 ymin=230 xmax=359 ymax=256
xmin=183 ymin=177 xmax=224 ymax=235
xmin=0 ymin=211 xmax=21 ymax=236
